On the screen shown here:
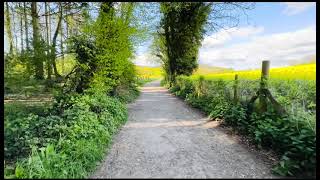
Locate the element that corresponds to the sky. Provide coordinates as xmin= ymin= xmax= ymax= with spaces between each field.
xmin=134 ymin=2 xmax=316 ymax=70
xmin=4 ymin=2 xmax=316 ymax=70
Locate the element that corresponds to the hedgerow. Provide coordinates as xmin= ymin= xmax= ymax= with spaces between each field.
xmin=4 ymin=3 xmax=145 ymax=178
xmin=167 ymin=76 xmax=316 ymax=177
xmin=4 ymin=90 xmax=128 ymax=178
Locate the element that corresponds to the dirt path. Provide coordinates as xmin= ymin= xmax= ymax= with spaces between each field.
xmin=92 ymin=80 xmax=277 ymax=178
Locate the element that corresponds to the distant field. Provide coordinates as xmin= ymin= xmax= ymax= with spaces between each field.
xmin=57 ymin=56 xmax=316 ymax=81
xmin=135 ymin=65 xmax=234 ymax=80
xmin=193 ymin=65 xmax=234 ymax=75
xmin=191 ymin=63 xmax=316 ymax=81
xmin=135 ymin=66 xmax=163 ymax=79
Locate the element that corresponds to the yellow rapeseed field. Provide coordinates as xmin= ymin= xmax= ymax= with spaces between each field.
xmin=135 ymin=63 xmax=316 ymax=81
xmin=191 ymin=63 xmax=316 ymax=81
xmin=135 ymin=66 xmax=163 ymax=79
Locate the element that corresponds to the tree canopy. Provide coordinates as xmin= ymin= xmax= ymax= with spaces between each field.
xmin=153 ymin=2 xmax=255 ymax=86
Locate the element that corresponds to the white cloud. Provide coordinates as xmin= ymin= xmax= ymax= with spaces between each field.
xmin=134 ymin=25 xmax=316 ymax=70
xmin=199 ymin=25 xmax=316 ymax=70
xmin=133 ymin=26 xmax=264 ymax=67
xmin=282 ymin=2 xmax=315 ymax=16
xmin=201 ymin=26 xmax=264 ymax=48
xmin=133 ymin=52 xmax=160 ymax=67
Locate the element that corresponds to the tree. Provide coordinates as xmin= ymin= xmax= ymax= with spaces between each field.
xmin=12 ymin=4 xmax=18 ymax=53
xmin=19 ymin=2 xmax=24 ymax=53
xmin=50 ymin=2 xmax=63 ymax=78
xmin=60 ymin=14 xmax=65 ymax=75
xmin=157 ymin=2 xmax=211 ymax=85
xmin=92 ymin=2 xmax=137 ymax=93
xmin=23 ymin=2 xmax=29 ymax=50
xmin=63 ymin=2 xmax=139 ymax=94
xmin=5 ymin=2 xmax=14 ymax=55
xmin=49 ymin=2 xmax=87 ymax=78
xmin=31 ymin=2 xmax=44 ymax=80
xmin=155 ymin=2 xmax=254 ymax=86
xmin=45 ymin=2 xmax=52 ymax=80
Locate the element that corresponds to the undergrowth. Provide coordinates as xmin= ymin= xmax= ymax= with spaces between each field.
xmin=167 ymin=76 xmax=316 ymax=177
xmin=4 ymin=90 xmax=130 ymax=178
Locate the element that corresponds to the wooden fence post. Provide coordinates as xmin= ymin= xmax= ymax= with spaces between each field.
xmin=260 ymin=60 xmax=270 ymax=112
xmin=233 ymin=74 xmax=238 ymax=104
xmin=247 ymin=60 xmax=286 ymax=116
xmin=261 ymin=60 xmax=270 ymax=89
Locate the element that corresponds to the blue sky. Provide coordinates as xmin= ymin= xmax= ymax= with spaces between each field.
xmin=4 ymin=2 xmax=316 ymax=70
xmin=246 ymin=2 xmax=316 ymax=34
xmin=134 ymin=2 xmax=316 ymax=70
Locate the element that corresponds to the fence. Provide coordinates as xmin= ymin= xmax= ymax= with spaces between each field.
xmin=232 ymin=61 xmax=286 ymax=117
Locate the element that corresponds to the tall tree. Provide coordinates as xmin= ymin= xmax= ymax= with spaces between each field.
xmin=19 ymin=3 xmax=24 ymax=53
xmin=12 ymin=5 xmax=18 ymax=53
xmin=22 ymin=2 xmax=33 ymax=77
xmin=50 ymin=2 xmax=63 ymax=78
xmin=23 ymin=2 xmax=29 ymax=50
xmin=60 ymin=4 xmax=65 ymax=75
xmin=45 ymin=2 xmax=52 ymax=80
xmin=65 ymin=5 xmax=69 ymax=51
xmin=158 ymin=2 xmax=211 ymax=85
xmin=48 ymin=3 xmax=52 ymax=43
xmin=5 ymin=2 xmax=14 ymax=54
xmin=70 ymin=2 xmax=138 ymax=93
xmin=31 ymin=2 xmax=44 ymax=79
xmin=155 ymin=2 xmax=254 ymax=86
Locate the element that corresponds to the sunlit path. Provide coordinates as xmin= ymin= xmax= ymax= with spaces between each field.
xmin=92 ymin=80 xmax=277 ymax=178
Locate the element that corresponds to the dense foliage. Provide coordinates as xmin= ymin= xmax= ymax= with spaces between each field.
xmin=168 ymin=75 xmax=316 ymax=177
xmin=154 ymin=2 xmax=255 ymax=86
xmin=5 ymin=92 xmax=127 ymax=178
xmin=4 ymin=2 xmax=146 ymax=178
xmin=155 ymin=2 xmax=211 ymax=85
xmin=5 ymin=1 xmax=315 ymax=178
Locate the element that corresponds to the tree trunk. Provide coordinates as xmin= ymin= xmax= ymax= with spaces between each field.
xmin=12 ymin=7 xmax=18 ymax=53
xmin=60 ymin=13 xmax=64 ymax=76
xmin=5 ymin=2 xmax=14 ymax=55
xmin=45 ymin=2 xmax=52 ymax=80
xmin=65 ymin=6 xmax=69 ymax=52
xmin=23 ymin=2 xmax=29 ymax=50
xmin=31 ymin=2 xmax=44 ymax=80
xmin=19 ymin=3 xmax=24 ymax=53
xmin=23 ymin=2 xmax=32 ymax=77
xmin=51 ymin=2 xmax=63 ymax=78
xmin=48 ymin=4 xmax=52 ymax=43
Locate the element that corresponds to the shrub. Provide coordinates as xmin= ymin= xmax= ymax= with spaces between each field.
xmin=4 ymin=91 xmax=129 ymax=178
xmin=168 ymin=75 xmax=316 ymax=177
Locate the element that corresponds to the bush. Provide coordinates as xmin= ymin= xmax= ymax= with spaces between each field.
xmin=113 ymin=84 xmax=140 ymax=103
xmin=5 ymin=2 xmax=143 ymax=178
xmin=223 ymin=104 xmax=247 ymax=131
xmin=168 ymin=75 xmax=316 ymax=177
xmin=4 ymin=91 xmax=128 ymax=178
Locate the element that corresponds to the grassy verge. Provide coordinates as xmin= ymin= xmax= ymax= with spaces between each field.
xmin=166 ymin=76 xmax=316 ymax=177
xmin=4 ymin=85 xmax=140 ymax=178
xmin=136 ymin=77 xmax=159 ymax=86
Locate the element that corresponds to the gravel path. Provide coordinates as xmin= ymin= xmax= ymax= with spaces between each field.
xmin=92 ymin=80 xmax=277 ymax=178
